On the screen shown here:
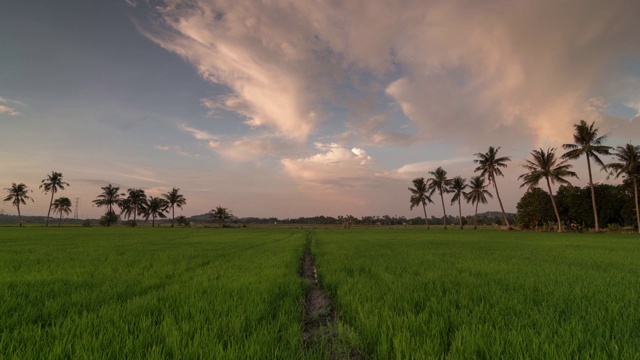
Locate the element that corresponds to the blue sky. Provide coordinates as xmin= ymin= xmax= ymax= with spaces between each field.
xmin=2 ymin=0 xmax=639 ymax=219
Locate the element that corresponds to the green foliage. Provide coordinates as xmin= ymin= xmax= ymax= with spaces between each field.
xmin=0 ymin=228 xmax=306 ymax=359
xmin=516 ymin=188 xmax=555 ymax=229
xmin=99 ymin=211 xmax=119 ymax=227
xmin=82 ymin=219 xmax=92 ymax=227
xmin=313 ymin=228 xmax=640 ymax=358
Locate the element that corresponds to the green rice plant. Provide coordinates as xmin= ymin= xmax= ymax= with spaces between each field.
xmin=312 ymin=228 xmax=640 ymax=359
xmin=0 ymin=228 xmax=307 ymax=359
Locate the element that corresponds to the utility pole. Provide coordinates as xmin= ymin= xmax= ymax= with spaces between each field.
xmin=74 ymin=198 xmax=80 ymax=219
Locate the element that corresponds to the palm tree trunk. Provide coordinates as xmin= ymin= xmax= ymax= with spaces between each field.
xmin=17 ymin=203 xmax=22 ymax=227
xmin=458 ymin=199 xmax=463 ymax=229
xmin=46 ymin=191 xmax=54 ymax=227
xmin=421 ymin=203 xmax=430 ymax=229
xmin=474 ymin=201 xmax=479 ymax=230
xmin=586 ymin=155 xmax=600 ymax=232
xmin=546 ymin=177 xmax=563 ymax=232
xmin=59 ymin=212 xmax=63 ymax=227
xmin=152 ymin=214 xmax=155 ymax=227
xmin=492 ymin=176 xmax=512 ymax=229
xmin=133 ymin=205 xmax=137 ymax=223
xmin=172 ymin=206 xmax=175 ymax=227
xmin=440 ymin=189 xmax=447 ymax=229
xmin=634 ymin=178 xmax=639 ymax=235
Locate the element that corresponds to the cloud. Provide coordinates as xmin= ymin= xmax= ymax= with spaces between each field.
xmin=138 ymin=0 xmax=640 ymax=155
xmin=0 ymin=97 xmax=24 ymax=117
xmin=154 ymin=145 xmax=191 ymax=156
xmin=282 ymin=143 xmax=373 ymax=188
xmin=0 ymin=105 xmax=20 ymax=116
xmin=377 ymin=157 xmax=473 ymax=181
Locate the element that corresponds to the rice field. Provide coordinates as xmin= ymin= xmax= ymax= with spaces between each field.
xmin=0 ymin=228 xmax=307 ymax=359
xmin=313 ymin=228 xmax=640 ymax=358
xmin=2 ymin=227 xmax=640 ymax=359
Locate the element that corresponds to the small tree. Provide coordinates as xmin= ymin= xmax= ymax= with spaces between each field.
xmin=52 ymin=197 xmax=72 ymax=227
xmin=449 ymin=176 xmax=468 ymax=229
xmin=464 ymin=176 xmax=493 ymax=229
xmin=143 ymin=197 xmax=169 ymax=227
xmin=162 ymin=187 xmax=187 ymax=227
xmin=209 ymin=206 xmax=233 ymax=228
xmin=408 ymin=177 xmax=433 ymax=229
xmin=40 ymin=171 xmax=69 ymax=227
xmin=3 ymin=183 xmax=33 ymax=227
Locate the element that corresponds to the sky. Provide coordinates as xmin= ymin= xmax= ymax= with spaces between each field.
xmin=1 ymin=0 xmax=640 ymax=220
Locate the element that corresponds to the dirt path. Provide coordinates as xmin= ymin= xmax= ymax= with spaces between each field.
xmin=299 ymin=232 xmax=364 ymax=359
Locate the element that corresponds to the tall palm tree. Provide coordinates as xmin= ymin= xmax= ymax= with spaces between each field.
xmin=464 ymin=176 xmax=493 ymax=229
xmin=125 ymin=188 xmax=147 ymax=223
xmin=449 ymin=176 xmax=468 ymax=229
xmin=40 ymin=171 xmax=69 ymax=227
xmin=408 ymin=177 xmax=433 ymax=229
xmin=474 ymin=146 xmax=512 ymax=229
xmin=210 ymin=206 xmax=233 ymax=228
xmin=428 ymin=167 xmax=452 ymax=229
xmin=562 ymin=120 xmax=611 ymax=232
xmin=93 ymin=184 xmax=123 ymax=216
xmin=519 ymin=148 xmax=578 ymax=232
xmin=52 ymin=197 xmax=72 ymax=227
xmin=143 ymin=197 xmax=169 ymax=227
xmin=118 ymin=198 xmax=133 ymax=220
xmin=3 ymin=183 xmax=33 ymax=227
xmin=162 ymin=187 xmax=187 ymax=227
xmin=608 ymin=143 xmax=640 ymax=234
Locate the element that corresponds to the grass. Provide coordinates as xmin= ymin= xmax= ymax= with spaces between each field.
xmin=3 ymin=227 xmax=640 ymax=359
xmin=0 ymin=227 xmax=307 ymax=359
xmin=313 ymin=228 xmax=640 ymax=358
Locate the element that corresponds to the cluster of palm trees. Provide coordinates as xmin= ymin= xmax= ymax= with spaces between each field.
xmin=2 ymin=171 xmax=188 ymax=227
xmin=409 ymin=120 xmax=640 ymax=233
xmin=3 ymin=171 xmax=72 ymax=227
xmin=93 ymin=184 xmax=187 ymax=227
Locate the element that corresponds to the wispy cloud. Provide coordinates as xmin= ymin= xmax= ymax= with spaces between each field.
xmin=154 ymin=145 xmax=192 ymax=157
xmin=0 ymin=97 xmax=24 ymax=116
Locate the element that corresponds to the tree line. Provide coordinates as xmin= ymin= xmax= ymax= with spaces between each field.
xmin=409 ymin=120 xmax=640 ymax=233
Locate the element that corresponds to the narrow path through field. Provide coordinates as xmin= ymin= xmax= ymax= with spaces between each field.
xmin=299 ymin=231 xmax=364 ymax=359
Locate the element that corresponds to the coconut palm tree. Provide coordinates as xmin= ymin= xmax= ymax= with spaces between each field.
xmin=519 ymin=148 xmax=578 ymax=232
xmin=608 ymin=143 xmax=640 ymax=234
xmin=409 ymin=177 xmax=433 ymax=229
xmin=464 ymin=176 xmax=493 ymax=229
xmin=3 ymin=183 xmax=33 ymax=227
xmin=474 ymin=146 xmax=512 ymax=229
xmin=449 ymin=176 xmax=468 ymax=229
xmin=210 ymin=206 xmax=233 ymax=228
xmin=93 ymin=184 xmax=123 ymax=216
xmin=40 ymin=171 xmax=69 ymax=227
xmin=562 ymin=120 xmax=611 ymax=232
xmin=162 ymin=187 xmax=187 ymax=227
xmin=143 ymin=197 xmax=168 ymax=227
xmin=52 ymin=197 xmax=72 ymax=227
xmin=124 ymin=188 xmax=147 ymax=223
xmin=428 ymin=167 xmax=452 ymax=229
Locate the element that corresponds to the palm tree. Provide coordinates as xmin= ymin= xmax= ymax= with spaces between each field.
xmin=409 ymin=177 xmax=433 ymax=229
xmin=608 ymin=143 xmax=640 ymax=234
xmin=519 ymin=148 xmax=578 ymax=232
xmin=449 ymin=176 xmax=468 ymax=229
xmin=52 ymin=197 xmax=72 ymax=227
xmin=474 ymin=146 xmax=512 ymax=229
xmin=562 ymin=120 xmax=611 ymax=232
xmin=3 ymin=183 xmax=33 ymax=227
xmin=210 ymin=206 xmax=233 ymax=228
xmin=143 ymin=197 xmax=168 ymax=227
xmin=124 ymin=188 xmax=147 ymax=223
xmin=40 ymin=171 xmax=69 ymax=227
xmin=93 ymin=184 xmax=123 ymax=216
xmin=118 ymin=198 xmax=133 ymax=220
xmin=464 ymin=176 xmax=493 ymax=229
xmin=428 ymin=167 xmax=452 ymax=229
xmin=162 ymin=187 xmax=187 ymax=227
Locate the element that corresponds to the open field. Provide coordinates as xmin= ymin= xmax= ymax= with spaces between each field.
xmin=1 ymin=227 xmax=640 ymax=359
xmin=314 ymin=228 xmax=640 ymax=358
xmin=0 ymin=228 xmax=307 ymax=359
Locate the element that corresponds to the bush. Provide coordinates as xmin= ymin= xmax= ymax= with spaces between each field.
xmin=608 ymin=223 xmax=621 ymax=232
xmin=123 ymin=220 xmax=137 ymax=228
xmin=99 ymin=212 xmax=119 ymax=227
xmin=82 ymin=219 xmax=92 ymax=227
